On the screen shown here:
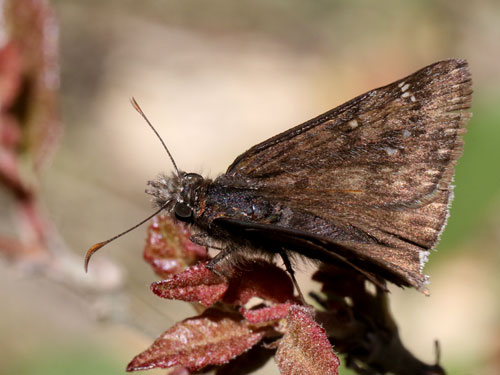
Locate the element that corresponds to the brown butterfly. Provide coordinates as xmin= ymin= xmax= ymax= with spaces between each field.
xmin=85 ymin=59 xmax=472 ymax=295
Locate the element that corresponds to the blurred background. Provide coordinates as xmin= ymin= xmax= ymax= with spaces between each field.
xmin=0 ymin=0 xmax=499 ymax=374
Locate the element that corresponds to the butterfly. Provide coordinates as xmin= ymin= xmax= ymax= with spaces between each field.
xmin=85 ymin=59 xmax=472 ymax=295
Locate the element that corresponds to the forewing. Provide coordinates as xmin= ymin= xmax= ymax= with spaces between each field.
xmin=224 ymin=59 xmax=472 ymax=250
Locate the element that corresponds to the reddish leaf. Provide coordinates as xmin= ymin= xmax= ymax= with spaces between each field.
xmin=0 ymin=0 xmax=60 ymax=262
xmin=144 ymin=215 xmax=207 ymax=278
xmin=150 ymin=252 xmax=296 ymax=308
xmin=215 ymin=343 xmax=275 ymax=375
xmin=127 ymin=309 xmax=265 ymax=372
xmin=0 ymin=115 xmax=25 ymax=196
xmin=223 ymin=260 xmax=295 ymax=305
xmin=241 ymin=303 xmax=293 ymax=324
xmin=0 ymin=42 xmax=22 ymax=108
xmin=3 ymin=0 xmax=61 ymax=170
xmin=0 ymin=41 xmax=27 ymax=199
xmin=167 ymin=367 xmax=190 ymax=375
xmin=275 ymin=305 xmax=340 ymax=375
xmin=151 ymin=262 xmax=228 ymax=306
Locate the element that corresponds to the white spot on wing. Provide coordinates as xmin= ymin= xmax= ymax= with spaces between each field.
xmin=348 ymin=119 xmax=359 ymax=129
xmin=425 ymin=169 xmax=440 ymax=176
xmin=401 ymin=83 xmax=410 ymax=92
xmin=384 ymin=147 xmax=397 ymax=156
xmin=401 ymin=92 xmax=410 ymax=98
xmin=398 ymin=81 xmax=405 ymax=88
xmin=410 ymin=95 xmax=416 ymax=102
xmin=402 ymin=129 xmax=411 ymax=138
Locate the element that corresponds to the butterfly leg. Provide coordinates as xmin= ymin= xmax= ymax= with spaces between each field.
xmin=278 ymin=249 xmax=307 ymax=306
xmin=190 ymin=233 xmax=224 ymax=249
xmin=205 ymin=247 xmax=236 ymax=278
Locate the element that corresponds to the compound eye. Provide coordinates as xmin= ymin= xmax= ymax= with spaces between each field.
xmin=184 ymin=173 xmax=203 ymax=183
xmin=174 ymin=202 xmax=193 ymax=221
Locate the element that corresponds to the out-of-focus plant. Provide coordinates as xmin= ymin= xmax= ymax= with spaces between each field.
xmin=0 ymin=0 xmax=123 ymax=294
xmin=0 ymin=0 xmax=60 ymax=264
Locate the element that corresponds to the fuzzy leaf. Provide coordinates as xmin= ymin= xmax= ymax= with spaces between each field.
xmin=167 ymin=367 xmax=190 ymax=375
xmin=144 ymin=215 xmax=207 ymax=278
xmin=151 ymin=262 xmax=228 ymax=306
xmin=223 ymin=260 xmax=295 ymax=305
xmin=241 ymin=303 xmax=293 ymax=324
xmin=127 ymin=309 xmax=264 ymax=372
xmin=275 ymin=305 xmax=339 ymax=375
xmin=215 ymin=343 xmax=275 ymax=375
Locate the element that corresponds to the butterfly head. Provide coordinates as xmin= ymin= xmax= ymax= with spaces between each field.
xmin=146 ymin=172 xmax=205 ymax=222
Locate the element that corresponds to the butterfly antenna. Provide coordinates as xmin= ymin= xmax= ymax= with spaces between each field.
xmin=130 ymin=97 xmax=180 ymax=177
xmin=84 ymin=203 xmax=168 ymax=272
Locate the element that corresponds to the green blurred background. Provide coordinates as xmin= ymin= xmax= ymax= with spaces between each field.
xmin=1 ymin=0 xmax=499 ymax=374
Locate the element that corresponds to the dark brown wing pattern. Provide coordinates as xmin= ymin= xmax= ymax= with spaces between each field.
xmin=222 ymin=59 xmax=472 ymax=291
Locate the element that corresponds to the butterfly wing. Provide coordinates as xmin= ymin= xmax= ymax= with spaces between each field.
xmin=213 ymin=216 xmax=424 ymax=290
xmin=219 ymin=59 xmax=472 ymax=291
